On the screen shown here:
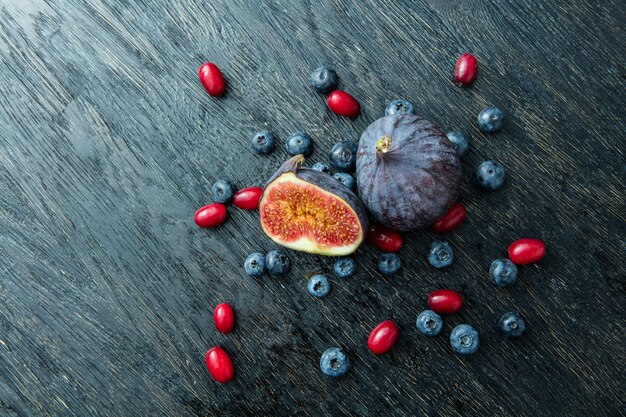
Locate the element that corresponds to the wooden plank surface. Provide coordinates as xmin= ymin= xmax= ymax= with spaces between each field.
xmin=0 ymin=0 xmax=624 ymax=415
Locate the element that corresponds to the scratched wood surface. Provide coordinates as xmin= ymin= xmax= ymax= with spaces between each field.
xmin=0 ymin=0 xmax=624 ymax=416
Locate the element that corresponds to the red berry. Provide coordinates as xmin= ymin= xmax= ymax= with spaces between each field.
xmin=432 ymin=202 xmax=467 ymax=233
xmin=367 ymin=320 xmax=399 ymax=355
xmin=508 ymin=238 xmax=546 ymax=265
xmin=213 ymin=303 xmax=235 ymax=333
xmin=205 ymin=346 xmax=235 ymax=383
xmin=327 ymin=90 xmax=360 ymax=118
xmin=198 ymin=62 xmax=226 ymax=96
xmin=194 ymin=203 xmax=227 ymax=228
xmin=454 ymin=53 xmax=478 ymax=86
xmin=428 ymin=289 xmax=463 ymax=314
xmin=367 ymin=225 xmax=403 ymax=252
xmin=233 ymin=187 xmax=264 ymax=210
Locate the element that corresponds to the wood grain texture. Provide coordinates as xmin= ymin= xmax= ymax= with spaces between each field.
xmin=0 ymin=0 xmax=624 ymax=416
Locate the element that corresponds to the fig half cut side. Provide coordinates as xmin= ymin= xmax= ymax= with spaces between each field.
xmin=260 ymin=155 xmax=368 ymax=256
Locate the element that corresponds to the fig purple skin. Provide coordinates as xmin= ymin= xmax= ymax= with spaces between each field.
xmin=356 ymin=115 xmax=462 ymax=231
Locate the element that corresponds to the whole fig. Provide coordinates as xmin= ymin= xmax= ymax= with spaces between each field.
xmin=356 ymin=115 xmax=461 ymax=230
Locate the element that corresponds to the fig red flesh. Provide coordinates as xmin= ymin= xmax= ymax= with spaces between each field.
xmin=213 ymin=303 xmax=235 ymax=333
xmin=508 ymin=238 xmax=546 ymax=264
xmin=432 ymin=202 xmax=467 ymax=233
xmin=367 ymin=225 xmax=403 ymax=252
xmin=205 ymin=346 xmax=235 ymax=383
xmin=428 ymin=289 xmax=463 ymax=314
xmin=233 ymin=187 xmax=263 ymax=210
xmin=327 ymin=90 xmax=360 ymax=118
xmin=198 ymin=62 xmax=226 ymax=97
xmin=194 ymin=203 xmax=227 ymax=228
xmin=368 ymin=320 xmax=400 ymax=355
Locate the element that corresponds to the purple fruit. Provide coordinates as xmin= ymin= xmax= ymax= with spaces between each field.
xmin=355 ymin=115 xmax=462 ymax=230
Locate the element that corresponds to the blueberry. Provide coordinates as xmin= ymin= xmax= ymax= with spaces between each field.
xmin=477 ymin=107 xmax=504 ymax=132
xmin=307 ymin=274 xmax=331 ymax=297
xmin=450 ymin=324 xmax=479 ymax=355
xmin=251 ymin=130 xmax=275 ymax=154
xmin=446 ymin=131 xmax=469 ymax=157
xmin=265 ymin=250 xmax=290 ymax=275
xmin=334 ymin=257 xmax=356 ymax=278
xmin=329 ymin=141 xmax=357 ymax=172
xmin=378 ymin=253 xmax=401 ymax=276
xmin=312 ymin=162 xmax=332 ymax=174
xmin=499 ymin=311 xmax=526 ymax=338
xmin=489 ymin=258 xmax=518 ymax=286
xmin=286 ymin=132 xmax=314 ymax=156
xmin=310 ymin=66 xmax=338 ymax=94
xmin=332 ymin=172 xmax=356 ymax=190
xmin=428 ymin=240 xmax=454 ymax=268
xmin=416 ymin=310 xmax=443 ymax=336
xmin=385 ymin=99 xmax=415 ymax=117
xmin=211 ymin=179 xmax=235 ymax=203
xmin=243 ymin=252 xmax=266 ymax=277
xmin=319 ymin=347 xmax=349 ymax=377
xmin=476 ymin=160 xmax=506 ymax=191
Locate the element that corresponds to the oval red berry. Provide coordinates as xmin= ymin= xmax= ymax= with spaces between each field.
xmin=233 ymin=187 xmax=263 ymax=210
xmin=508 ymin=238 xmax=546 ymax=265
xmin=327 ymin=90 xmax=360 ymax=118
xmin=205 ymin=346 xmax=235 ymax=383
xmin=198 ymin=62 xmax=226 ymax=97
xmin=428 ymin=289 xmax=463 ymax=314
xmin=213 ymin=303 xmax=235 ymax=333
xmin=367 ymin=225 xmax=403 ymax=252
xmin=194 ymin=203 xmax=227 ymax=228
xmin=454 ymin=53 xmax=478 ymax=86
xmin=432 ymin=202 xmax=467 ymax=233
xmin=367 ymin=320 xmax=400 ymax=355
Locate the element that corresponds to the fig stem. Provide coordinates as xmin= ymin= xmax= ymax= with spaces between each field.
xmin=265 ymin=154 xmax=306 ymax=187
xmin=292 ymin=154 xmax=305 ymax=166
xmin=376 ymin=136 xmax=392 ymax=154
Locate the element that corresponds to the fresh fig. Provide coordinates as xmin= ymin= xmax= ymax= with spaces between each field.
xmin=260 ymin=155 xmax=368 ymax=256
xmin=356 ymin=115 xmax=462 ymax=231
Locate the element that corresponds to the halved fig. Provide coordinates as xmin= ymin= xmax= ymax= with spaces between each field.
xmin=260 ymin=155 xmax=368 ymax=256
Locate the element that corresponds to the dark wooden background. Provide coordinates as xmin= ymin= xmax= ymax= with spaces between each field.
xmin=0 ymin=0 xmax=624 ymax=416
